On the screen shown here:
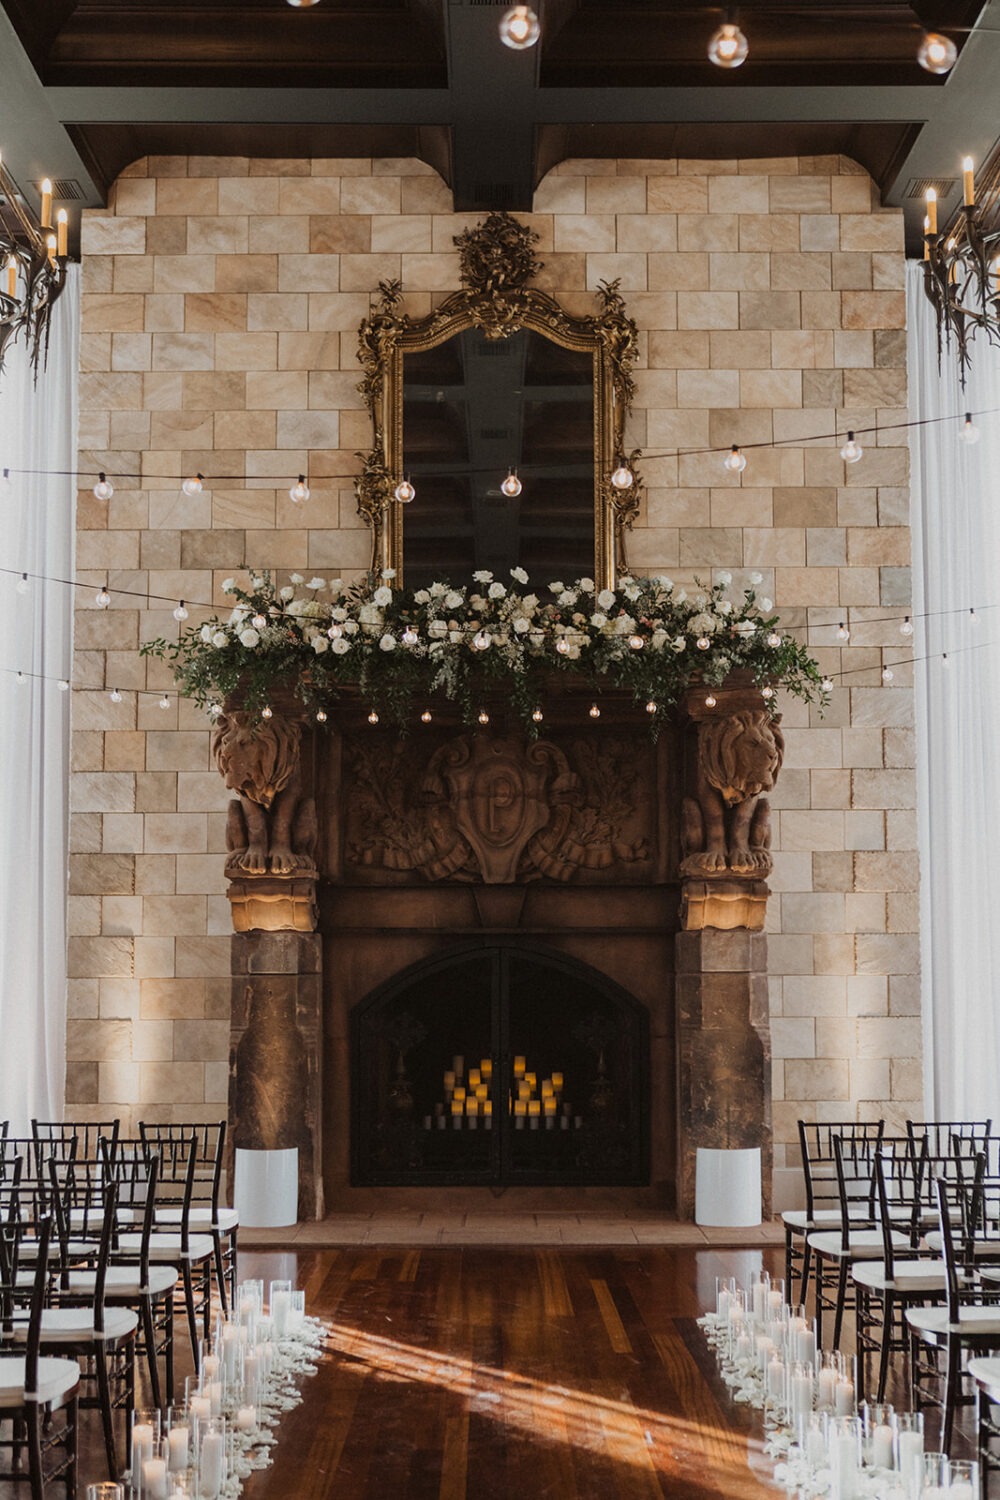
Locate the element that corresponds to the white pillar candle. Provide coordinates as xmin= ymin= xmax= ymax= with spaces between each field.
xmin=897 ymin=1429 xmax=923 ymax=1499
xmin=735 ymin=1333 xmax=751 ymax=1360
xmin=189 ymin=1395 xmax=211 ymax=1424
xmin=132 ymin=1422 xmax=155 ymax=1477
xmin=790 ymin=1371 xmax=813 ymax=1424
xmin=272 ymin=1289 xmax=291 ymax=1338
xmin=206 ymin=1380 xmax=223 ymax=1417
xmin=831 ymin=1434 xmax=859 ymax=1500
xmin=168 ymin=1424 xmax=190 ymax=1472
xmin=806 ymin=1423 xmax=827 ymax=1464
xmin=767 ymin=1357 xmax=785 ymax=1400
xmin=202 ymin=1354 xmax=220 ymax=1381
xmin=236 ymin=1404 xmax=256 ymax=1434
xmin=817 ymin=1366 xmax=837 ymax=1409
xmin=198 ymin=1432 xmax=225 ymax=1499
xmin=243 ymin=1351 xmax=259 ymax=1403
xmin=871 ymin=1423 xmax=894 ymax=1470
xmin=767 ymin=1289 xmax=783 ymax=1315
xmin=751 ymin=1281 xmax=766 ymax=1321
xmin=949 ymin=1485 xmax=975 ymax=1500
xmin=796 ymin=1329 xmax=816 ymax=1365
xmin=143 ymin=1457 xmax=168 ymax=1500
xmin=717 ymin=1289 xmax=731 ymax=1321
xmin=222 ymin=1323 xmax=239 ymax=1379
xmin=834 ymin=1377 xmax=855 ymax=1417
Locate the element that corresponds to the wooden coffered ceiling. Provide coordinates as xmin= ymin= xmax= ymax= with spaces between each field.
xmin=2 ymin=0 xmax=999 ymax=252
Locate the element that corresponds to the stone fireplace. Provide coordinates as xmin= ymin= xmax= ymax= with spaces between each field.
xmin=224 ymin=679 xmax=779 ymax=1220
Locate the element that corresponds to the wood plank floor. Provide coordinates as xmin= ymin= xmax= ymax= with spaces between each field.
xmin=235 ymin=1245 xmax=785 ymax=1500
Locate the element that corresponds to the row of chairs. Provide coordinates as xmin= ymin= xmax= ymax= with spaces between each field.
xmin=0 ymin=1118 xmax=240 ymax=1497
xmin=782 ymin=1118 xmax=1000 ymax=1453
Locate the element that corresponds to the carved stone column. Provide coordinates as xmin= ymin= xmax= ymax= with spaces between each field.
xmin=673 ymin=680 xmax=781 ymax=1219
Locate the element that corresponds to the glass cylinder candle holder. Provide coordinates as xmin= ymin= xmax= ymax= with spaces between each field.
xmin=269 ymin=1279 xmax=292 ymax=1338
xmin=749 ymin=1272 xmax=769 ymax=1323
xmin=142 ymin=1440 xmax=170 ymax=1500
xmin=290 ymin=1288 xmax=305 ymax=1333
xmin=803 ymin=1410 xmax=829 ymax=1466
xmin=716 ymin=1275 xmax=737 ymax=1321
xmin=816 ymin=1350 xmax=844 ymax=1411
xmin=131 ymin=1410 xmax=161 ymax=1490
xmin=87 ymin=1487 xmax=126 ymax=1500
xmin=788 ymin=1360 xmax=815 ymax=1440
xmin=894 ymin=1412 xmax=924 ymax=1500
xmin=196 ymin=1418 xmax=227 ymax=1500
xmin=767 ymin=1278 xmax=786 ymax=1318
xmin=828 ymin=1415 xmax=862 ymax=1500
xmin=164 ymin=1408 xmax=192 ymax=1475
xmin=860 ymin=1402 xmax=896 ymax=1470
xmin=946 ymin=1459 xmax=978 ymax=1499
xmin=791 ymin=1309 xmax=816 ymax=1366
xmin=918 ymin=1452 xmax=950 ymax=1499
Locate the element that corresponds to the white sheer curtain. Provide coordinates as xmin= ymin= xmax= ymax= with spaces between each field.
xmin=0 ymin=268 xmax=79 ymax=1132
xmin=907 ymin=262 xmax=1000 ymax=1122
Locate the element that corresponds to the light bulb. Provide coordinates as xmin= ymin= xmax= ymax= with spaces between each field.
xmin=16 ymin=671 xmax=26 ymax=684
xmin=900 ymin=616 xmax=914 ymax=637
xmin=645 ymin=700 xmax=657 ymax=715
xmin=182 ymin=473 xmax=204 ymax=496
xmin=705 ymin=694 xmax=717 ymax=708
xmin=95 ymin=585 xmax=111 ymax=609
xmin=761 ymin=685 xmax=775 ymax=700
xmin=960 ymin=412 xmax=980 ymax=444
xmin=532 ymin=707 xmax=543 ymax=723
xmin=628 ymin=634 xmax=644 ymax=651
xmin=110 ymin=688 xmax=122 ymax=703
xmin=315 ymin=708 xmax=328 ymax=723
xmin=158 ymin=693 xmax=170 ymax=709
xmin=610 ymin=461 xmax=634 ymax=491
xmin=821 ymin=677 xmax=834 ymax=693
xmin=837 ymin=622 xmax=850 ymax=641
xmin=368 ymin=709 xmax=379 ymax=724
xmin=289 ymin=474 xmax=310 ymax=503
xmin=555 ymin=637 xmax=570 ymax=655
xmin=173 ymin=601 xmax=188 ymax=621
xmin=881 ymin=666 xmax=894 ymax=684
xmin=708 ymin=20 xmax=748 ymax=68
xmin=499 ymin=5 xmax=540 ymax=49
xmin=917 ymin=30 xmax=956 ymax=73
xmin=473 ymin=630 xmax=491 ymax=651
xmin=589 ymin=703 xmax=601 ymax=719
xmin=478 ymin=708 xmax=490 ymax=725
xmin=328 ymin=623 xmax=343 ymax=639
xmin=58 ymin=679 xmax=70 ymax=692
xmin=970 ymin=607 xmax=979 ymax=623
xmin=723 ymin=444 xmax=747 ymax=473
xmin=261 ymin=705 xmax=273 ymax=719
xmin=501 ymin=468 xmax=523 ymax=498
xmin=696 ymin=635 xmax=711 ymax=651
xmin=766 ymin=631 xmax=781 ymax=648
xmin=942 ymin=653 xmax=950 ymax=669
xmin=93 ymin=472 xmax=114 ymax=501
xmin=394 ymin=475 xmax=415 ymax=504
xmin=421 ymin=710 xmax=433 ymax=723
xmin=287 ymin=0 xmax=322 ymax=6
xmin=839 ymin=430 xmax=863 ymax=463
xmin=252 ymin=614 xmax=267 ymax=630
xmin=402 ymin=626 xmax=419 ymax=646
xmin=16 ymin=573 xmax=28 ymax=594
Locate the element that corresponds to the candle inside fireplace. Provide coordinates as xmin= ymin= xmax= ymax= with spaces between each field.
xmin=513 ymin=1056 xmax=526 ymax=1077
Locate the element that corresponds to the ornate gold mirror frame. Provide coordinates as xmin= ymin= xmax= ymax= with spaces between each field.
xmin=355 ymin=212 xmax=642 ymax=591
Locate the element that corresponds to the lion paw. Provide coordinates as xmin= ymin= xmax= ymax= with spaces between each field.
xmin=238 ymin=845 xmax=268 ymax=875
xmin=680 ymin=850 xmax=729 ymax=876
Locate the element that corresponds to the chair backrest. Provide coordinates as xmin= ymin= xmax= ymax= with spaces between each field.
xmin=872 ymin=1137 xmax=924 ymax=1269
xmin=907 ymin=1119 xmax=992 ymax=1159
xmin=106 ymin=1138 xmax=160 ymax=1289
xmin=0 ymin=1214 xmax=54 ymax=1400
xmin=139 ymin=1121 xmax=225 ymax=1221
xmin=832 ymin=1131 xmax=889 ymax=1248
xmin=33 ymin=1118 xmax=119 ymax=1165
xmin=801 ymin=1119 xmax=884 ymax=1221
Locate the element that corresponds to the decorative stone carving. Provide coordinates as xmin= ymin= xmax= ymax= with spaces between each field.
xmin=213 ymin=707 xmax=318 ymax=932
xmin=680 ymin=709 xmax=784 ymax=877
xmin=345 ymin=732 xmax=651 ymax=885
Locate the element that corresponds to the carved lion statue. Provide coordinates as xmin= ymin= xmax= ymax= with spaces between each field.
xmin=212 ymin=711 xmax=317 ymax=876
xmin=680 ymin=710 xmax=784 ymax=877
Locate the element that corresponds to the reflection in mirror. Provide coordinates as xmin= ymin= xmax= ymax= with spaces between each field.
xmin=402 ymin=328 xmax=595 ymax=591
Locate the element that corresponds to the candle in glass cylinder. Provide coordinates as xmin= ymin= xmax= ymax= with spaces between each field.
xmin=236 ymin=1405 xmax=257 ymax=1434
xmin=513 ymin=1056 xmax=525 ymax=1077
xmin=451 ymin=1100 xmax=463 ymax=1128
xmin=443 ymin=1070 xmax=455 ymax=1091
xmin=198 ymin=1431 xmax=225 ymax=1500
xmin=766 ymin=1357 xmax=785 ymax=1401
xmin=483 ymin=1100 xmax=493 ymax=1128
xmin=551 ymin=1072 xmax=563 ymax=1090
xmin=144 ymin=1456 xmax=168 ymax=1499
xmin=541 ymin=1080 xmax=554 ymax=1098
xmin=835 ymin=1377 xmax=855 ymax=1417
xmin=817 ymin=1365 xmax=837 ymax=1410
xmin=790 ymin=1366 xmax=813 ymax=1426
xmin=925 ymin=187 xmax=938 ymax=235
xmin=132 ymin=1422 xmax=155 ymax=1478
xmin=222 ymin=1323 xmax=240 ymax=1379
xmin=796 ymin=1326 xmax=816 ymax=1365
xmin=206 ymin=1380 xmax=223 ymax=1417
xmin=871 ymin=1423 xmax=894 ymax=1470
xmin=896 ymin=1426 xmax=923 ymax=1499
xmin=468 ymin=1068 xmax=481 ymax=1088
xmin=168 ymin=1423 xmax=190 ymax=1472
xmin=525 ymin=1072 xmax=536 ymax=1089
xmin=514 ymin=1100 xmax=526 ymax=1129
xmin=452 ymin=1056 xmax=464 ymax=1079
xmin=964 ymin=155 xmax=976 ymax=207
xmin=203 ymin=1354 xmax=220 ymax=1382
xmin=480 ymin=1058 xmax=492 ymax=1078
xmin=189 ymin=1395 xmax=211 ymax=1424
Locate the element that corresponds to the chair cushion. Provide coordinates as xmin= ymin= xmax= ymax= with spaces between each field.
xmin=852 ymin=1259 xmax=948 ymax=1294
xmin=153 ymin=1206 xmax=239 ymax=1231
xmin=41 ymin=1307 xmax=139 ymax=1344
xmin=967 ymin=1357 xmax=1000 ymax=1397
xmin=0 ymin=1355 xmax=81 ymax=1407
xmin=807 ymin=1228 xmax=910 ymax=1260
xmin=117 ymin=1231 xmax=215 ymax=1263
xmin=782 ymin=1209 xmax=845 ymax=1230
xmin=925 ymin=1231 xmax=1000 ymax=1258
xmin=69 ymin=1265 xmax=177 ymax=1299
xmin=906 ymin=1304 xmax=1000 ymax=1337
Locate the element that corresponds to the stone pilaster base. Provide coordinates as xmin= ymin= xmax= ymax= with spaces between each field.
xmin=675 ymin=927 xmax=772 ymax=1221
xmin=228 ymin=932 xmax=324 ymax=1221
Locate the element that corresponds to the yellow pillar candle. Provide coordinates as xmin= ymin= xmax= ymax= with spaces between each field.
xmin=517 ymin=1081 xmax=531 ymax=1100
xmin=475 ymin=1085 xmax=488 ymax=1100
xmin=514 ymin=1100 xmax=527 ymax=1117
xmin=46 ymin=234 xmax=57 ymax=266
xmin=483 ymin=1100 xmax=492 ymax=1117
xmin=444 ymin=1070 xmax=455 ymax=1090
xmin=541 ymin=1080 xmax=554 ymax=1098
xmin=551 ymin=1072 xmax=564 ymax=1090
xmin=40 ymin=178 xmax=52 ymax=228
xmin=963 ymin=155 xmax=975 ymax=207
xmin=5 ymin=256 xmax=15 ymax=300
xmin=481 ymin=1058 xmax=492 ymax=1079
xmin=925 ymin=187 xmax=937 ymax=236
xmin=924 ymin=216 xmax=931 ymax=260
xmin=513 ymin=1056 xmax=525 ymax=1077
xmin=453 ymin=1085 xmax=466 ymax=1102
xmin=56 ymin=208 xmax=68 ymax=258
xmin=466 ymin=1097 xmax=478 ymax=1116
xmin=450 ymin=1099 xmax=462 ymax=1116
xmin=525 ymin=1072 xmax=536 ymax=1089
xmin=528 ymin=1100 xmax=541 ymax=1117
xmin=544 ymin=1098 xmax=558 ymax=1116
xmin=468 ymin=1068 xmax=481 ymax=1088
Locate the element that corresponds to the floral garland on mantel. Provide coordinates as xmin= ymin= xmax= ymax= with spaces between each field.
xmin=142 ymin=568 xmax=827 ymax=729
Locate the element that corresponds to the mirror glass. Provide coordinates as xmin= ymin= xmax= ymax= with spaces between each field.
xmin=401 ymin=327 xmax=596 ymax=591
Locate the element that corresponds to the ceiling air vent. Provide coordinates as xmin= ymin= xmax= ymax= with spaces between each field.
xmin=905 ymin=177 xmax=958 ymax=200
xmin=35 ymin=179 xmax=86 ymax=201
xmin=472 ymin=182 xmax=521 ymax=208
xmin=479 ymin=426 xmax=512 ymax=440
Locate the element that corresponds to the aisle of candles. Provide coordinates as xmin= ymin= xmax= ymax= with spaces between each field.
xmin=697 ymin=1273 xmax=977 ymax=1499
xmin=421 ymin=1053 xmax=583 ymax=1132
xmin=120 ymin=1278 xmax=328 ymax=1500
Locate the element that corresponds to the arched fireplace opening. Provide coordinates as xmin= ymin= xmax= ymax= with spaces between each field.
xmin=352 ymin=943 xmax=649 ymax=1188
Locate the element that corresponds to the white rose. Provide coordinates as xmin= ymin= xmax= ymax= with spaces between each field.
xmin=695 ymin=593 xmax=707 ymax=609
xmin=558 ymin=590 xmax=578 ymax=607
xmin=331 ymin=636 xmax=351 ymax=655
xmin=414 ymin=589 xmax=431 ymax=605
xmin=513 ymin=617 xmax=529 ymax=635
xmin=229 ymin=607 xmax=248 ymax=625
xmin=578 ymin=577 xmax=595 ymax=593
xmin=759 ymin=597 xmax=773 ymax=612
xmin=624 ymin=585 xmax=640 ymax=602
xmin=690 ymin=613 xmax=717 ymax=636
xmin=488 ymin=581 xmax=506 ymax=599
xmin=429 ymin=582 xmax=448 ymax=598
xmin=251 ymin=577 xmax=265 ymax=590
xmin=428 ymin=620 xmax=448 ymax=638
xmin=733 ymin=620 xmax=756 ymax=638
xmin=510 ymin=566 xmax=529 ymax=584
xmin=651 ymin=630 xmax=668 ymax=651
xmin=590 ymin=613 xmax=607 ymax=629
xmin=290 ymin=573 xmax=304 ymax=585
xmin=522 ymin=594 xmax=538 ymax=612
xmin=717 ymin=571 xmax=732 ymax=586
xmin=750 ymin=572 xmax=763 ymax=585
xmin=672 ymin=635 xmax=687 ymax=653
xmin=221 ymin=578 xmax=235 ymax=594
xmin=656 ymin=576 xmax=674 ymax=592
xmin=358 ymin=603 xmax=383 ymax=625
xmin=445 ymin=591 xmax=464 ymax=609
xmin=239 ymin=628 xmax=260 ymax=648
xmin=344 ymin=620 xmax=359 ymax=635
xmin=529 ymin=632 xmax=545 ymax=648
xmin=674 ymin=589 xmax=687 ymax=604
xmin=312 ymin=635 xmax=329 ymax=654
xmin=717 ymin=600 xmax=733 ymax=615
xmin=330 ymin=607 xmax=347 ymax=622
xmin=328 ymin=578 xmax=343 ymax=595
xmin=381 ymin=569 xmax=396 ymax=580
xmin=613 ymin=614 xmax=636 ymax=635
xmin=449 ymin=630 xmax=462 ymax=644
xmin=379 ymin=633 xmax=396 ymax=652
xmin=597 ymin=589 xmax=616 ymax=610
xmin=200 ymin=624 xmax=213 ymax=643
xmin=373 ymin=586 xmax=393 ymax=607
xmin=212 ymin=631 xmax=228 ymax=648
xmin=548 ymin=581 xmax=565 ymax=594
xmin=308 ymin=577 xmax=326 ymax=591
xmin=287 ymin=599 xmax=307 ymax=616
xmin=473 ymin=569 xmax=493 ymax=583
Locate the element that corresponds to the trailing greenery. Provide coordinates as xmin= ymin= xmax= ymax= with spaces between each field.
xmin=141 ymin=567 xmax=828 ymax=728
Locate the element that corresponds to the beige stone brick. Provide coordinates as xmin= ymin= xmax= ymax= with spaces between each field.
xmin=81 ymin=217 xmax=147 ymax=256
xmin=784 ymin=1059 xmax=850 ymax=1100
xmin=739 ymin=292 xmax=800 ymax=329
xmin=676 ymin=291 xmax=739 ymax=330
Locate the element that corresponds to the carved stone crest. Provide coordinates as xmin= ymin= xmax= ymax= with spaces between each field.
xmin=345 ymin=732 xmax=650 ymax=885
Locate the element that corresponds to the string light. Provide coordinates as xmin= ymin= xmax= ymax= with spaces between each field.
xmin=315 ymin=708 xmax=328 ymax=723
xmin=589 ymin=703 xmax=601 ymax=718
xmin=645 ymin=700 xmax=657 ymax=715
xmin=532 ymin=707 xmax=543 ymax=723
xmin=610 ymin=461 xmax=635 ymax=491
xmin=837 ymin=622 xmax=850 ymax=641
xmin=708 ymin=18 xmax=749 ymax=68
xmin=761 ymin=685 xmax=775 ymax=700
xmin=696 ymin=635 xmax=711 ymax=651
xmin=942 ymin=653 xmax=950 ymax=668
xmin=477 ymin=708 xmax=490 ymax=725
xmin=501 ymin=468 xmax=522 ymax=498
xmin=328 ymin=623 xmax=343 ymax=639
xmin=109 ymin=688 xmax=122 ymax=703
xmin=970 ymin=608 xmax=979 ymax=623
xmin=959 ymin=412 xmax=981 ymax=445
xmin=16 ymin=671 xmax=25 ymax=684
xmin=917 ymin=30 xmax=957 ymax=73
xmin=393 ymin=476 xmax=416 ymax=504
xmin=555 ymin=637 xmax=570 ymax=655
xmin=628 ymin=634 xmax=644 ymax=651
xmin=900 ymin=617 xmax=914 ymax=637
xmin=839 ymin=431 xmax=864 ymax=464
xmin=16 ymin=573 xmax=28 ymax=594
xmin=821 ymin=677 xmax=834 ymax=693
xmin=158 ymin=693 xmax=170 ymax=709
xmin=181 ymin=473 xmax=204 ymax=496
xmin=260 ymin=705 xmax=273 ymax=719
xmin=289 ymin=475 xmax=310 ymax=504
xmin=93 ymin=473 xmax=114 ymax=501
xmin=766 ymin=631 xmax=782 ymax=648
xmin=723 ymin=444 xmax=747 ymax=473
xmin=498 ymin=5 xmax=540 ymax=49
xmin=95 ymin=584 xmax=111 ymax=609
xmin=173 ymin=601 xmax=189 ymax=621
xmin=421 ymin=709 xmax=433 ymax=723
xmin=58 ymin=679 xmax=69 ymax=692
xmin=209 ymin=703 xmax=222 ymax=717
xmin=881 ymin=665 xmax=894 ymax=684
xmin=402 ymin=626 xmax=419 ymax=647
xmin=705 ymin=694 xmax=717 ymax=708
xmin=367 ymin=709 xmax=379 ymax=725
xmin=252 ymin=613 xmax=267 ymax=630
xmin=473 ymin=630 xmax=491 ymax=651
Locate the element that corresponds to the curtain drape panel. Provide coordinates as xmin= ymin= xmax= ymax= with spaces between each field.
xmin=0 ymin=268 xmax=79 ymax=1132
xmin=907 ymin=261 xmax=1000 ymax=1122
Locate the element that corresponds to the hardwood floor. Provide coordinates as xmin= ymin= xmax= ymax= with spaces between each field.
xmin=237 ymin=1245 xmax=785 ymax=1500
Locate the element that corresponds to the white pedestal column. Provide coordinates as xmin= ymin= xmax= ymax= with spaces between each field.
xmin=234 ymin=1147 xmax=299 ymax=1228
xmin=695 ymin=1146 xmax=762 ymax=1227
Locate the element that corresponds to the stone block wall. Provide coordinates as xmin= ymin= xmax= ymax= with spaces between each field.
xmin=69 ymin=153 xmax=919 ymax=1203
